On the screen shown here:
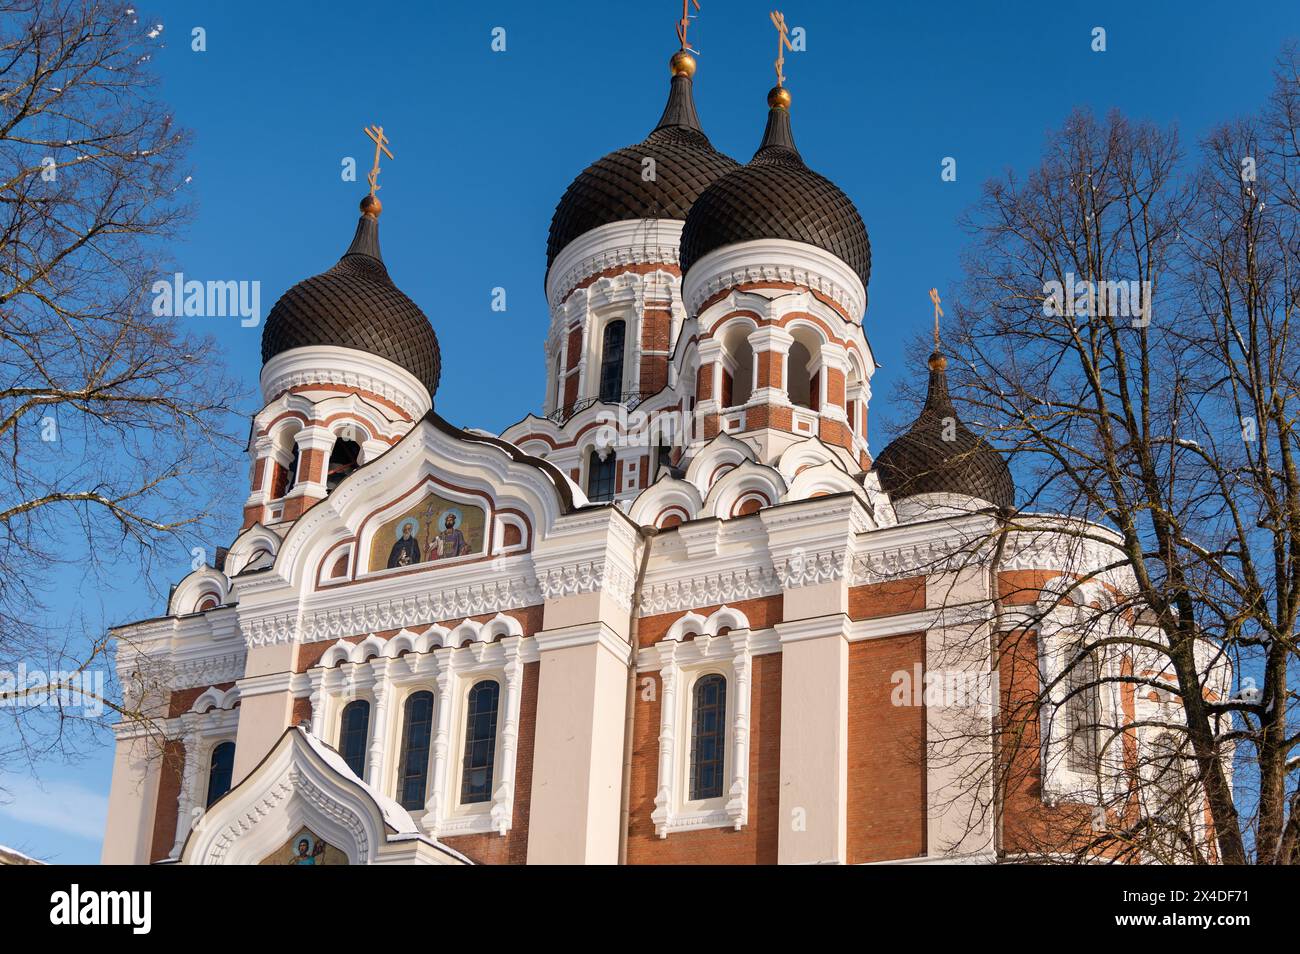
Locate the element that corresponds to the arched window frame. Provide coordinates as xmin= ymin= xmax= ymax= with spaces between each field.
xmin=458 ymin=679 xmax=501 ymax=806
xmin=597 ymin=318 xmax=627 ymax=404
xmin=650 ymin=623 xmax=754 ymax=838
xmin=688 ymin=672 xmax=728 ymax=802
xmin=205 ymin=739 xmax=236 ymax=807
xmin=395 ymin=690 xmax=435 ymax=811
xmin=1037 ymin=603 xmax=1126 ymax=806
xmin=337 ymin=698 xmax=371 ymax=779
xmin=586 ymin=447 xmax=617 ymax=502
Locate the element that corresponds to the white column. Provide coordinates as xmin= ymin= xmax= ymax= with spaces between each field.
xmin=492 ymin=638 xmax=525 ymax=835
xmin=366 ymin=661 xmax=390 ymax=789
xmin=424 ymin=658 xmax=454 ymax=834
xmin=726 ymin=639 xmax=753 ymax=829
xmin=650 ymin=642 xmax=679 ymax=838
xmin=170 ymin=716 xmax=201 ymax=858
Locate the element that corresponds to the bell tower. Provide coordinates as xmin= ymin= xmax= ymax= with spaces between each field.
xmin=246 ymin=181 xmax=441 ymax=530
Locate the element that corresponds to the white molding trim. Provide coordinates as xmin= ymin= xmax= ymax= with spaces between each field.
xmin=546 ymin=219 xmax=684 ymax=310
xmin=259 ymin=345 xmax=433 ymax=422
xmin=683 ymin=238 xmax=867 ymax=324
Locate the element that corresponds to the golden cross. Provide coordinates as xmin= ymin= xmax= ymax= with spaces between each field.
xmin=929 ymin=288 xmax=944 ymax=347
xmin=677 ymin=0 xmax=701 ymax=51
xmin=363 ymin=124 xmax=395 ymax=197
xmin=770 ymin=10 xmax=793 ymax=87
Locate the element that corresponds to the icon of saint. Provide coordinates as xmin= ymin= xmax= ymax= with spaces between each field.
xmin=289 ymin=837 xmax=326 ymax=865
xmin=387 ymin=521 xmax=422 ymax=568
xmin=429 ymin=512 xmax=471 ymax=560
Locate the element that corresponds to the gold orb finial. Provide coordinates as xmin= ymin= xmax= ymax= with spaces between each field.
xmin=767 ymin=85 xmax=791 ymax=109
xmin=928 ymin=351 xmax=948 ymax=372
xmin=670 ymin=50 xmax=697 ymax=77
xmin=360 ymin=194 xmax=382 ymax=218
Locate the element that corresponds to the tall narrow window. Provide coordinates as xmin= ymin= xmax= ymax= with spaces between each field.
xmin=283 ymin=442 xmax=300 ymax=495
xmin=326 ymin=437 xmax=361 ymax=492
xmin=787 ymin=340 xmax=814 ymax=409
xmin=206 ymin=741 xmax=236 ymax=807
xmin=339 ymin=699 xmax=370 ymax=778
xmin=397 ymin=691 xmax=434 ymax=810
xmin=598 ymin=320 xmax=626 ymax=404
xmin=587 ymin=449 xmax=616 ymax=502
xmin=1065 ymin=649 xmax=1101 ymax=773
xmin=690 ymin=674 xmax=727 ymax=800
xmin=460 ymin=681 xmax=500 ymax=804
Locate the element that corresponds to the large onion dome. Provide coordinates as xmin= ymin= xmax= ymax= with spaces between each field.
xmin=680 ymin=87 xmax=871 ymax=292
xmin=262 ymin=196 xmax=441 ymax=397
xmin=872 ymin=350 xmax=1014 ymax=510
xmin=546 ymin=52 xmax=738 ymax=270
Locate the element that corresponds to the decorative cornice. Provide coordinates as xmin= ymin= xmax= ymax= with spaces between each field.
xmin=259 ymin=345 xmax=432 ymax=422
xmin=774 ymin=546 xmax=851 ymax=588
xmin=537 ymin=559 xmax=635 ymax=611
xmin=640 ymin=564 xmax=781 ymax=615
xmin=683 ymin=239 xmax=867 ymax=324
xmin=546 ymin=219 xmax=685 ymax=311
xmin=242 ymin=575 xmax=542 ymax=648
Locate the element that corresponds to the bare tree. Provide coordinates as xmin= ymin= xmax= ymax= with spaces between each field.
xmin=914 ymin=48 xmax=1300 ymax=864
xmin=0 ymin=1 xmax=238 ymax=777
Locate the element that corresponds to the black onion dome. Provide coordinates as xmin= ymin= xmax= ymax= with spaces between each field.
xmin=680 ymin=98 xmax=871 ymax=291
xmin=262 ymin=206 xmax=441 ymax=397
xmin=873 ymin=353 xmax=1014 ymax=509
xmin=546 ymin=69 xmax=739 ymax=269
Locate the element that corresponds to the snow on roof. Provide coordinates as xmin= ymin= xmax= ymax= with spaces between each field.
xmin=0 ymin=844 xmax=44 ymax=865
xmin=296 ymin=727 xmax=418 ymax=834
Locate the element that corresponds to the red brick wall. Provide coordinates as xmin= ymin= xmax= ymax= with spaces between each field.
xmin=149 ymin=740 xmax=186 ymax=863
xmin=824 ymin=366 xmax=845 ymax=408
xmin=849 ymin=576 xmax=927 ymax=620
xmin=755 ymin=349 xmax=783 ymax=389
xmin=441 ymin=661 xmax=539 ymax=865
xmin=626 ymin=652 xmax=781 ymax=864
xmin=847 ymin=634 xmax=927 ymax=863
xmin=697 ymin=362 xmax=714 ymax=401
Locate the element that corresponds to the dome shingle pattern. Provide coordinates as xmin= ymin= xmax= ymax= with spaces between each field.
xmin=873 ymin=353 xmax=1014 ymax=510
xmin=680 ymin=104 xmax=871 ymax=292
xmin=262 ymin=212 xmax=441 ymax=397
xmin=546 ymin=72 xmax=738 ymax=268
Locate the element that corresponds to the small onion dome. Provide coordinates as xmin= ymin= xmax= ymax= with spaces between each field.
xmin=545 ymin=52 xmax=739 ymax=270
xmin=261 ymin=196 xmax=441 ymax=398
xmin=872 ymin=350 xmax=1014 ymax=509
xmin=680 ymin=86 xmax=871 ymax=292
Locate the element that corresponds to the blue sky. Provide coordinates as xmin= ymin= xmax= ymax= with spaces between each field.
xmin=4 ymin=0 xmax=1296 ymax=863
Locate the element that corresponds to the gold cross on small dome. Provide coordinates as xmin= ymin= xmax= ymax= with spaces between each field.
xmin=929 ymin=287 xmax=944 ymax=346
xmin=363 ymin=124 xmax=394 ymax=198
xmin=770 ymin=10 xmax=793 ymax=87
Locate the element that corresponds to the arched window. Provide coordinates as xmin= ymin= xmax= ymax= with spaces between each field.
xmin=587 ymin=449 xmax=616 ymax=502
xmin=1065 ymin=649 xmax=1101 ymax=773
xmin=787 ymin=339 xmax=814 ymax=409
xmin=721 ymin=324 xmax=754 ymax=408
xmin=397 ymin=691 xmax=434 ymax=810
xmin=283 ymin=441 xmax=300 ymax=495
xmin=598 ymin=320 xmax=626 ymax=404
xmin=206 ymin=740 xmax=236 ymax=807
xmin=326 ymin=437 xmax=362 ymax=492
xmin=690 ymin=674 xmax=727 ymax=800
xmin=339 ymin=699 xmax=371 ymax=778
xmin=460 ymin=681 xmax=500 ymax=804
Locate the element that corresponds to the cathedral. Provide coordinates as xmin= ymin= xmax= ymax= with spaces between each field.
xmin=100 ymin=33 xmax=1221 ymax=866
